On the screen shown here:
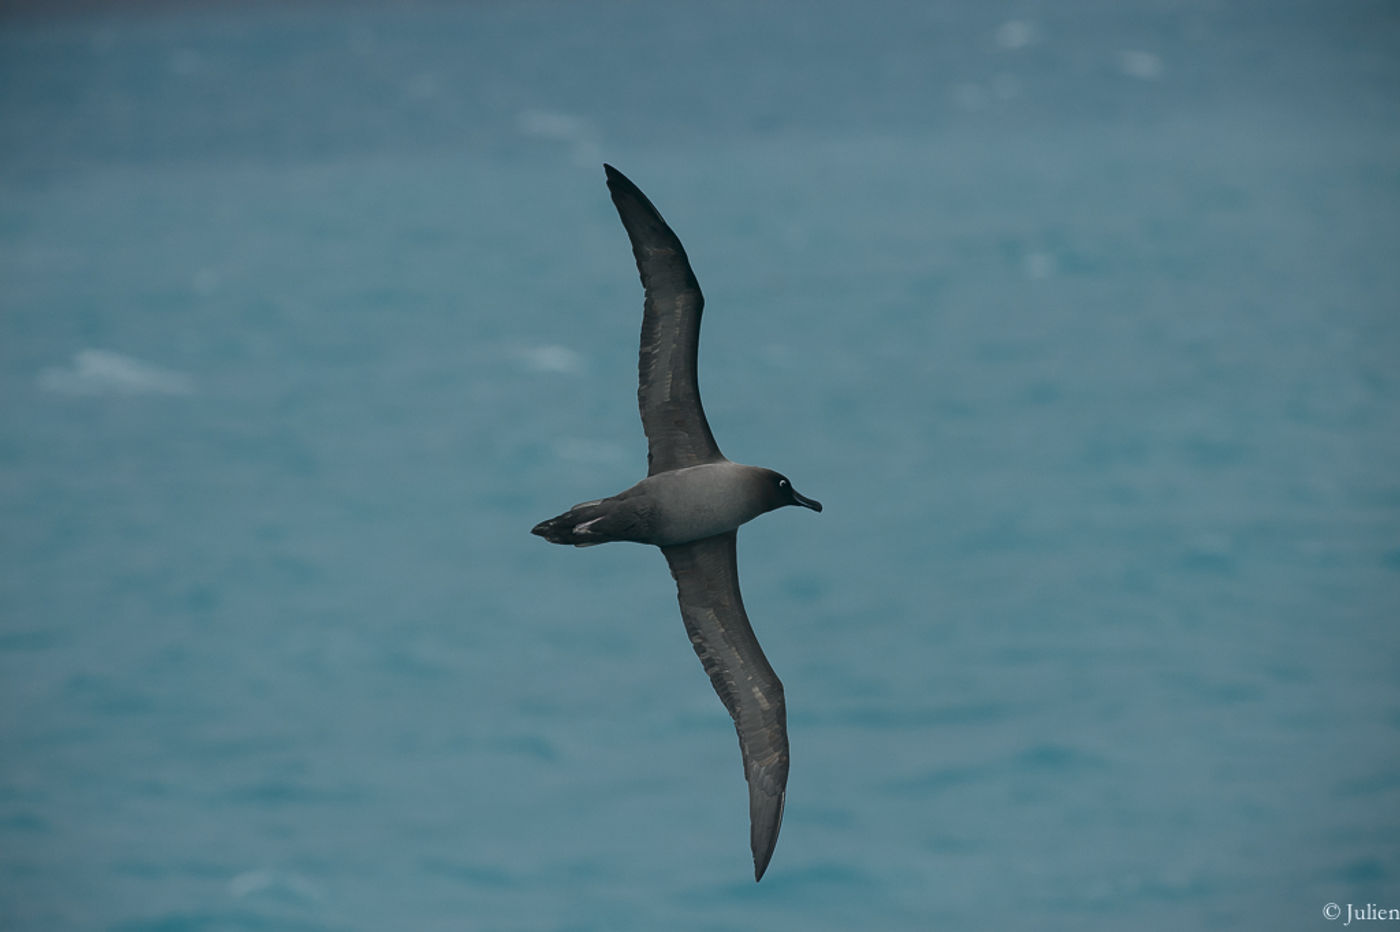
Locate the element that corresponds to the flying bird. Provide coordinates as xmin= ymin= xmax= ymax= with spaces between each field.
xmin=532 ymin=164 xmax=822 ymax=881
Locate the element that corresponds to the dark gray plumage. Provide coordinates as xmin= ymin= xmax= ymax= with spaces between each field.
xmin=532 ymin=164 xmax=821 ymax=881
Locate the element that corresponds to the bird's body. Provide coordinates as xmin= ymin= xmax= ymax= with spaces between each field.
xmin=533 ymin=462 xmax=808 ymax=548
xmin=531 ymin=164 xmax=820 ymax=881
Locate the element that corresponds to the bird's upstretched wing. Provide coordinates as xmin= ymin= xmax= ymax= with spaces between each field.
xmin=605 ymin=164 xmax=724 ymax=476
xmin=660 ymin=531 xmax=788 ymax=881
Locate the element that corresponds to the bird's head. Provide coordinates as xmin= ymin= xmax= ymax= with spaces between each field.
xmin=763 ymin=471 xmax=822 ymax=514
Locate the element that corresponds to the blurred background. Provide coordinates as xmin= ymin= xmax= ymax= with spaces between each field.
xmin=2 ymin=1 xmax=1398 ymax=929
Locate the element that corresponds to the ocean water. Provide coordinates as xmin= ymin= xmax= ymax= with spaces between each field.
xmin=2 ymin=2 xmax=1399 ymax=929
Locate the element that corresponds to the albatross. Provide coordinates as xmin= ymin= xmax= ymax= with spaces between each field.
xmin=531 ymin=164 xmax=822 ymax=881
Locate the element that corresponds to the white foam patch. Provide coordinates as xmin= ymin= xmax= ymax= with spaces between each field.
xmin=995 ymin=20 xmax=1038 ymax=50
xmin=228 ymin=868 xmax=322 ymax=902
xmin=1024 ymin=251 xmax=1057 ymax=280
xmin=519 ymin=344 xmax=584 ymax=374
xmin=516 ymin=109 xmax=603 ymax=165
xmin=1118 ymin=50 xmax=1164 ymax=80
xmin=38 ymin=349 xmax=193 ymax=396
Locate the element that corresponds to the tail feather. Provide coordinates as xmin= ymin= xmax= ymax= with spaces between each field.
xmin=531 ymin=500 xmax=612 ymax=546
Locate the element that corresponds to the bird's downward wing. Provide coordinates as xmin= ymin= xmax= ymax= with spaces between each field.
xmin=660 ymin=531 xmax=788 ymax=880
xmin=605 ymin=164 xmax=723 ymax=475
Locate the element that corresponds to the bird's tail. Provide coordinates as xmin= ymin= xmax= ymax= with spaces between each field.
xmin=530 ymin=500 xmax=612 ymax=547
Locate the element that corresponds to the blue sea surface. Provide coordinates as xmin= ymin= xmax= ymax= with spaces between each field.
xmin=2 ymin=2 xmax=1398 ymax=929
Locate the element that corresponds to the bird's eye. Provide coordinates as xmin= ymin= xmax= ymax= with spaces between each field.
xmin=778 ymin=478 xmax=789 ymax=488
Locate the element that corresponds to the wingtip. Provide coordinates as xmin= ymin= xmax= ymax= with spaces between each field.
xmin=603 ymin=164 xmax=644 ymax=201
xmin=749 ymin=786 xmax=785 ymax=882
xmin=752 ymin=828 xmax=778 ymax=881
